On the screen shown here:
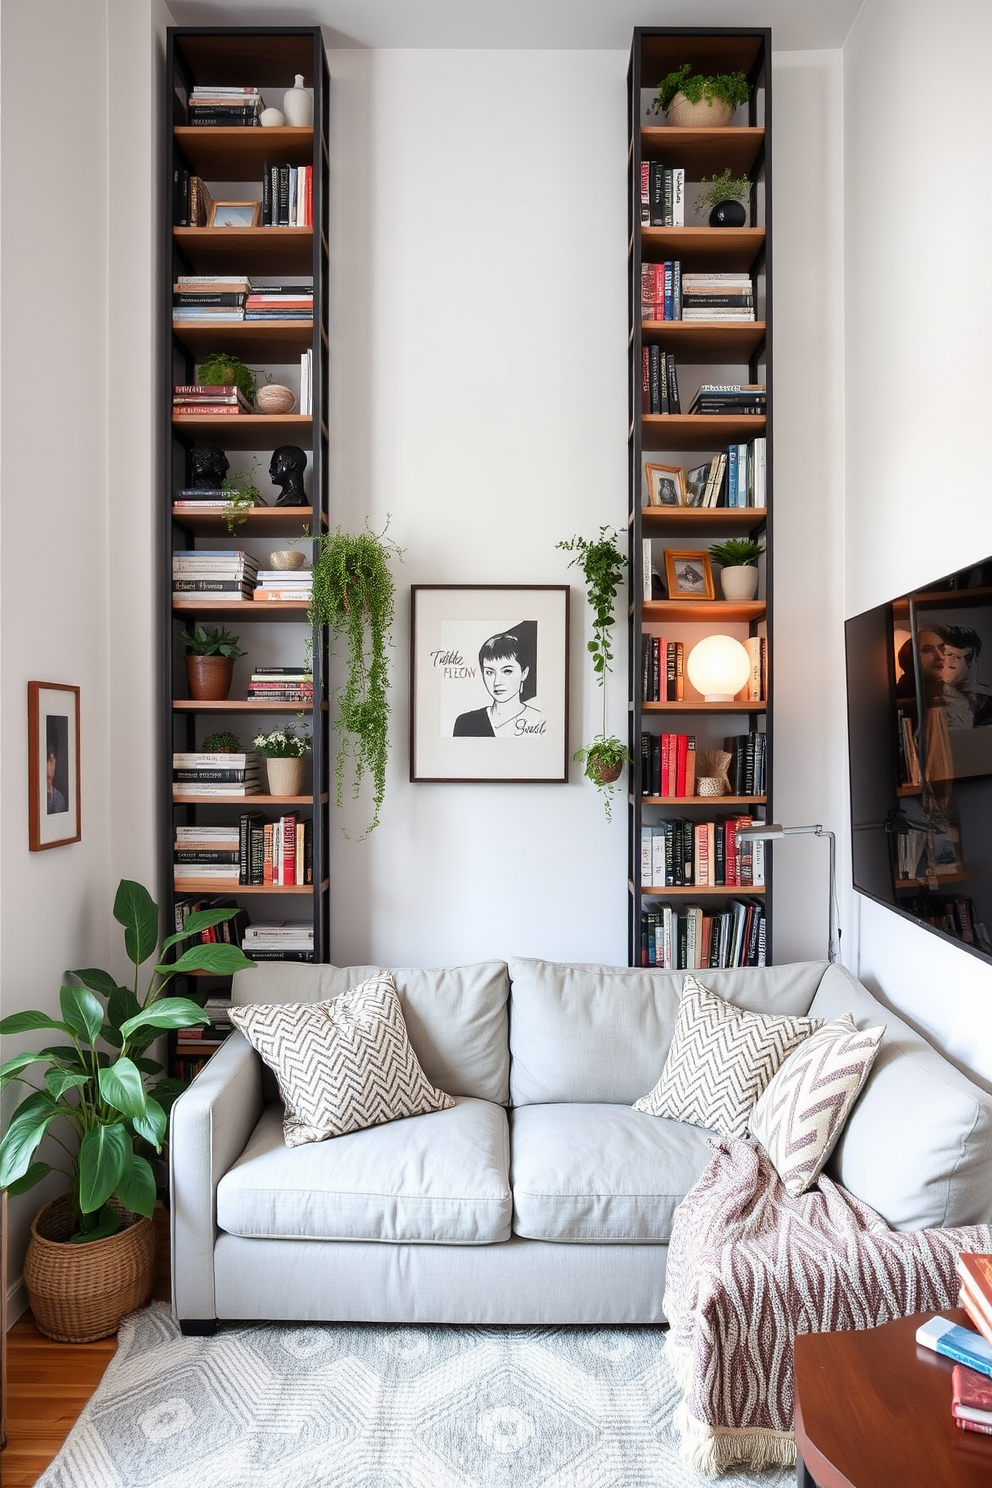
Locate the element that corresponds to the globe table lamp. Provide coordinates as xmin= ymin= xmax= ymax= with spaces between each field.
xmin=686 ymin=634 xmax=751 ymax=701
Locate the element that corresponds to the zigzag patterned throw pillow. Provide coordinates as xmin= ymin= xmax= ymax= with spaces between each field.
xmin=229 ymin=971 xmax=455 ymax=1147
xmin=748 ymin=1013 xmax=885 ymax=1196
xmin=633 ymin=974 xmax=823 ymax=1139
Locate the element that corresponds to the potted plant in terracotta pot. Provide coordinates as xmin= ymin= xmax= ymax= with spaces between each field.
xmin=557 ymin=527 xmax=631 ymax=821
xmin=694 ymin=169 xmax=752 ymax=227
xmin=648 ymin=63 xmax=750 ymax=128
xmin=0 ymin=880 xmax=254 ymax=1341
xmin=253 ymin=721 xmax=311 ymax=796
xmin=709 ymin=537 xmax=765 ymax=602
xmin=181 ymin=624 xmax=244 ymax=701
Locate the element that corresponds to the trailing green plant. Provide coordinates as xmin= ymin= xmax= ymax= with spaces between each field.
xmin=200 ymin=730 xmax=242 ymax=753
xmin=557 ymin=528 xmax=631 ymax=819
xmin=195 ymin=353 xmax=258 ymax=404
xmin=252 ymin=722 xmax=311 ymax=759
xmin=309 ymin=520 xmax=404 ymax=837
xmin=0 ymin=880 xmax=254 ymax=1243
xmin=180 ymin=624 xmax=244 ymax=658
xmin=649 ymin=63 xmax=750 ymax=115
xmin=694 ymin=170 xmax=751 ymax=215
xmin=220 ymin=455 xmax=263 ymax=532
xmin=708 ymin=537 xmax=765 ymax=567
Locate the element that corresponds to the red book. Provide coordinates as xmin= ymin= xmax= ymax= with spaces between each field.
xmin=724 ymin=819 xmax=738 ymax=887
xmin=660 ymin=735 xmax=672 ymax=799
xmin=653 ymin=262 xmax=665 ymax=320
xmin=676 ymin=733 xmax=688 ymax=797
xmin=280 ymin=813 xmax=297 ymax=887
xmin=958 ymin=1255 xmax=992 ymax=1348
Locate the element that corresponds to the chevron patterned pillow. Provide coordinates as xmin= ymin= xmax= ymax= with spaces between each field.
xmin=748 ymin=1013 xmax=885 ymax=1196
xmin=633 ymin=975 xmax=823 ymax=1139
xmin=229 ymin=971 xmax=455 ymax=1147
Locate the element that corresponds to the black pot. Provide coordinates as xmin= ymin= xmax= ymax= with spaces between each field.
xmin=708 ymin=199 xmax=747 ymax=228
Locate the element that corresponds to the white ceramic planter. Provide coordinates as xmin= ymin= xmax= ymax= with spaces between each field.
xmin=720 ymin=565 xmax=759 ymax=602
xmin=265 ymin=755 xmax=306 ymax=796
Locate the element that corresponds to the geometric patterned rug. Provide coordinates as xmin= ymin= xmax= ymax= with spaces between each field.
xmin=37 ymin=1302 xmax=792 ymax=1487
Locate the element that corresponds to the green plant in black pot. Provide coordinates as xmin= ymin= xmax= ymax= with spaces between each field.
xmin=694 ymin=170 xmax=752 ymax=227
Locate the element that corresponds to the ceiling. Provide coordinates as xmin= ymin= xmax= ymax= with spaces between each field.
xmin=165 ymin=0 xmax=865 ymax=53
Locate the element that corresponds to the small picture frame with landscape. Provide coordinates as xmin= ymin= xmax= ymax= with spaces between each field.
xmin=208 ymin=200 xmax=262 ymax=228
xmin=645 ymin=463 xmax=686 ymax=507
xmin=664 ymin=550 xmax=714 ymax=601
xmin=28 ymin=681 xmax=81 ymax=851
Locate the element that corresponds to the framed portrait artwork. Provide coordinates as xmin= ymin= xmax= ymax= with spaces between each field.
xmin=664 ymin=550 xmax=715 ymax=601
xmin=28 ymin=682 xmax=81 ymax=851
xmin=645 ymin=462 xmax=686 ymax=507
xmin=410 ymin=586 xmax=569 ymax=782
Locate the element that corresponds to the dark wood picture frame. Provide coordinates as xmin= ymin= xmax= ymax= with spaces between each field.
xmin=410 ymin=585 xmax=569 ymax=783
xmin=28 ymin=681 xmax=81 ymax=851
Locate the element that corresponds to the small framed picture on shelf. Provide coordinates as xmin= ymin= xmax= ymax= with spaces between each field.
xmin=645 ymin=463 xmax=686 ymax=507
xmin=664 ymin=550 xmax=715 ymax=601
xmin=27 ymin=681 xmax=81 ymax=851
xmin=208 ymin=200 xmax=261 ymax=228
xmin=410 ymin=585 xmax=569 ymax=783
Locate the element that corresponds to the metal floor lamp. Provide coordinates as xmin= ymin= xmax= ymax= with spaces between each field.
xmin=736 ymin=823 xmax=840 ymax=963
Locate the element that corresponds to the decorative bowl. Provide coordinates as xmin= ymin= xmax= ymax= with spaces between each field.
xmin=256 ymin=384 xmax=297 ymax=415
xmin=268 ymin=549 xmax=307 ymax=571
xmin=259 ymin=107 xmax=286 ymax=128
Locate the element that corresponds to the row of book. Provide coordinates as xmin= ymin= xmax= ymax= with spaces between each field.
xmin=656 ymin=440 xmax=765 ymax=508
xmin=640 ymin=816 xmax=765 ymax=889
xmin=172 ymin=279 xmax=313 ymax=326
xmin=641 ymin=347 xmax=681 ymax=415
xmin=640 ymin=634 xmax=765 ymax=703
xmin=261 ymin=164 xmax=314 ymax=228
xmin=186 ymin=84 xmax=265 ymax=126
xmin=687 ymin=383 xmax=766 ymax=417
xmin=898 ymin=893 xmax=992 ymax=955
xmin=640 ymin=729 xmax=766 ymax=798
xmin=639 ymin=899 xmax=766 ymax=969
xmin=638 ymin=162 xmax=686 ymax=227
xmin=640 ymin=266 xmax=755 ymax=323
xmin=173 ymin=751 xmax=261 ymax=798
xmin=236 ymin=812 xmax=314 ymax=886
xmin=174 ymin=550 xmax=257 ymax=597
xmin=174 ymin=895 xmax=250 ymax=944
xmin=247 ymin=666 xmax=314 ymax=703
xmin=915 ymin=1252 xmax=992 ymax=1436
xmin=173 ymin=172 xmax=216 ymax=227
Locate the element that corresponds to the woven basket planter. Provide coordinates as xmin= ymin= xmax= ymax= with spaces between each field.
xmin=24 ymin=1194 xmax=157 ymax=1342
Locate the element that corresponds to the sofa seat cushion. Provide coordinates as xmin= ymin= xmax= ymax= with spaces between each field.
xmin=217 ymin=1095 xmax=511 ymax=1244
xmin=510 ymin=1102 xmax=715 ymax=1244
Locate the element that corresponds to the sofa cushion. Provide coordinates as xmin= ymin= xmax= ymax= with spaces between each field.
xmin=229 ymin=972 xmax=454 ymax=1146
xmin=748 ymin=1013 xmax=885 ymax=1196
xmin=508 ymin=958 xmax=827 ymax=1106
xmin=633 ymin=976 xmax=823 ymax=1139
xmin=232 ymin=960 xmax=510 ymax=1104
xmin=217 ymin=1096 xmax=511 ymax=1244
xmin=510 ymin=1102 xmax=715 ymax=1243
xmin=808 ymin=963 xmax=992 ymax=1229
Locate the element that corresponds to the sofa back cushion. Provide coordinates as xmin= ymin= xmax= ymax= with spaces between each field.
xmin=232 ymin=961 xmax=510 ymax=1104
xmin=507 ymin=958 xmax=828 ymax=1106
xmin=808 ymin=963 xmax=992 ymax=1230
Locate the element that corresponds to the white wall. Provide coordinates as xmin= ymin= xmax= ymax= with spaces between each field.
xmin=843 ymin=0 xmax=992 ymax=1087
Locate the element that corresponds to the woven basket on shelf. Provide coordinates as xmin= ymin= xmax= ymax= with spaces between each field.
xmin=24 ymin=1193 xmax=156 ymax=1343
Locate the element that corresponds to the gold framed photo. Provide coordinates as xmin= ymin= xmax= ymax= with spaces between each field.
xmin=645 ymin=462 xmax=686 ymax=507
xmin=208 ymin=200 xmax=261 ymax=228
xmin=664 ymin=550 xmax=715 ymax=601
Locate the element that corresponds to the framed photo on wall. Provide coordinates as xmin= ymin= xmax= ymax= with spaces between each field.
xmin=410 ymin=586 xmax=569 ymax=782
xmin=664 ymin=550 xmax=715 ymax=601
xmin=28 ymin=682 xmax=81 ymax=850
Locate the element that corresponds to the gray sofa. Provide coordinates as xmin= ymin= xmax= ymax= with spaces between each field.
xmin=170 ymin=957 xmax=992 ymax=1333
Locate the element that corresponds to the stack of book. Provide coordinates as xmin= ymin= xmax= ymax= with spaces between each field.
xmin=639 ymin=162 xmax=686 ymax=226
xmin=173 ymin=275 xmax=252 ymax=323
xmin=639 ymin=899 xmax=766 ymax=970
xmin=916 ymin=1299 xmax=992 ymax=1438
xmin=187 ymin=85 xmax=264 ymax=127
xmin=245 ymin=283 xmax=313 ymax=320
xmin=725 ymin=732 xmax=768 ymax=796
xmin=241 ymin=921 xmax=315 ymax=961
xmin=684 ymin=439 xmax=766 ymax=508
xmin=261 ymin=164 xmax=313 ymax=226
xmin=173 ymin=751 xmax=262 ymax=799
xmin=253 ymin=568 xmax=313 ymax=603
xmin=237 ymin=811 xmax=313 ymax=884
xmin=688 ymin=384 xmax=766 ymax=416
xmin=641 ymin=347 xmax=681 ymax=414
xmin=173 ymin=383 xmax=253 ymax=416
xmin=640 ymin=816 xmax=764 ymax=889
xmin=640 ymin=260 xmax=682 ymax=321
xmin=173 ymin=173 xmax=215 ymax=226
xmin=247 ymin=666 xmax=314 ymax=703
xmin=174 ymin=825 xmax=240 ymax=886
xmin=173 ymin=486 xmax=269 ymax=512
xmin=173 ymin=550 xmax=258 ymax=598
xmin=681 ymin=273 xmax=754 ymax=321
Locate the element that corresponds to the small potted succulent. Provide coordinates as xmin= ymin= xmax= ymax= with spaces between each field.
xmin=648 ymin=63 xmax=750 ymax=128
xmin=709 ymin=537 xmax=765 ymax=602
xmin=253 ymin=721 xmax=311 ymax=796
xmin=694 ymin=169 xmax=751 ymax=227
xmin=201 ymin=729 xmax=243 ymax=753
xmin=181 ymin=625 xmax=244 ymax=702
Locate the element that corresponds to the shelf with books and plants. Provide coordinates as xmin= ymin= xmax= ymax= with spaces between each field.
xmin=163 ymin=26 xmax=331 ymax=1069
xmin=627 ymin=26 xmax=772 ymax=966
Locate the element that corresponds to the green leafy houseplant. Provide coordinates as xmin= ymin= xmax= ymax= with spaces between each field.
xmin=708 ymin=537 xmax=765 ymax=567
xmin=180 ymin=625 xmax=244 ymax=658
xmin=309 ymin=520 xmax=403 ymax=838
xmin=694 ymin=170 xmax=751 ymax=215
xmin=195 ymin=353 xmax=258 ymax=405
xmin=252 ymin=723 xmax=311 ymax=759
xmin=649 ymin=63 xmax=750 ymax=115
xmin=557 ymin=528 xmax=631 ymax=821
xmin=0 ymin=880 xmax=255 ymax=1242
xmin=200 ymin=730 xmax=243 ymax=753
xmin=220 ymin=456 xmax=263 ymax=533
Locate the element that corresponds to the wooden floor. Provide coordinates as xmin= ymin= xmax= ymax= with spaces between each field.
xmin=2 ymin=1207 xmax=171 ymax=1487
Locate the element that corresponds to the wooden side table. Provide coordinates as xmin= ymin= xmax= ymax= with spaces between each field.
xmin=794 ymin=1308 xmax=992 ymax=1488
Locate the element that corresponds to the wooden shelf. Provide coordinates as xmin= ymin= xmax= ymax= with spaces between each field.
xmin=171 ymin=505 xmax=321 ymax=536
xmin=171 ymin=322 xmax=314 ymax=361
xmin=173 ymin=793 xmax=328 ymax=806
xmin=641 ymin=227 xmax=765 ymax=272
xmin=174 ymin=125 xmax=313 ymax=178
xmin=172 ymin=599 xmax=310 ymax=619
xmin=640 ymin=126 xmax=765 ymax=175
xmin=173 ymin=700 xmax=324 ymax=712
xmin=638 ymin=699 xmax=765 ymax=712
xmin=173 ymin=226 xmax=313 ymax=274
xmin=173 ymin=879 xmax=329 ymax=895
xmin=637 ymin=883 xmax=766 ymax=898
xmin=639 ymin=506 xmax=767 ymax=528
xmin=640 ymin=599 xmax=765 ymax=623
xmin=640 ymin=320 xmax=767 ymax=360
xmin=639 ymin=795 xmax=766 ymax=806
xmin=895 ymin=874 xmax=968 ymax=890
xmin=642 ymin=414 xmax=766 ymax=451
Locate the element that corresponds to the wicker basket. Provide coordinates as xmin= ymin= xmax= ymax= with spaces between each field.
xmin=24 ymin=1194 xmax=157 ymax=1342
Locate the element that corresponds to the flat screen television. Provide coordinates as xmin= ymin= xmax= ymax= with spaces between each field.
xmin=845 ymin=555 xmax=992 ymax=965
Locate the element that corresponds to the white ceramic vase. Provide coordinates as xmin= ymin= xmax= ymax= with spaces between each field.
xmin=283 ymin=74 xmax=313 ymax=127
xmin=720 ymin=565 xmax=759 ymax=602
xmin=265 ymin=755 xmax=305 ymax=796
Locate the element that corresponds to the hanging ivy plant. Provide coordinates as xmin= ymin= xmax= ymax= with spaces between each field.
xmin=309 ymin=520 xmax=403 ymax=837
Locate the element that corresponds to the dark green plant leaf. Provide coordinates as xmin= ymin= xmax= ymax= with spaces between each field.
xmin=45 ymin=1069 xmax=90 ymax=1100
xmin=0 ymin=1051 xmax=48 ymax=1087
xmin=114 ymin=1153 xmax=157 ymax=1218
xmin=59 ymin=984 xmax=104 ymax=1046
xmin=99 ymin=1021 xmax=124 ymax=1049
xmin=0 ymin=1092 xmax=61 ymax=1188
xmin=134 ymin=1057 xmax=163 ymax=1075
xmin=132 ymin=1096 xmax=167 ymax=1149
xmin=148 ymin=1078 xmax=186 ymax=1116
xmin=159 ymin=909 xmax=238 ymax=953
xmin=69 ymin=967 xmax=120 ymax=997
xmin=71 ymin=1204 xmax=122 ymax=1243
xmin=107 ymin=985 xmax=142 ymax=1033
xmin=0 ymin=1010 xmax=71 ymax=1037
xmin=78 ymin=1124 xmax=128 ymax=1213
xmin=113 ymin=879 xmax=159 ymax=969
xmin=98 ymin=1058 xmax=147 ymax=1120
xmin=157 ymin=944 xmax=253 ymax=977
xmin=4 ymin=1160 xmax=52 ymax=1196
xmin=120 ymin=998 xmax=209 ymax=1039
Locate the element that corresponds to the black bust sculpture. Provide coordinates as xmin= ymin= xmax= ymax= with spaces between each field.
xmin=189 ymin=443 xmax=229 ymax=490
xmin=269 ymin=445 xmax=308 ymax=506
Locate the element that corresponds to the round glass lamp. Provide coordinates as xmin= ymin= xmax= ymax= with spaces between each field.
xmin=686 ymin=634 xmax=751 ymax=701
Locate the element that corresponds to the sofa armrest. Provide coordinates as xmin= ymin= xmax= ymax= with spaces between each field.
xmin=169 ymin=1031 xmax=263 ymax=1321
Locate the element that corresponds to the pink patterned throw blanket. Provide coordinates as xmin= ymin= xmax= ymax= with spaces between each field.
xmin=663 ymin=1138 xmax=992 ymax=1476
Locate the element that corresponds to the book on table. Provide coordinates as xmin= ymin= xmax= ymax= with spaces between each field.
xmin=916 ymin=1315 xmax=992 ymax=1378
xmin=958 ymin=1253 xmax=992 ymax=1348
xmin=952 ymin=1361 xmax=992 ymax=1435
